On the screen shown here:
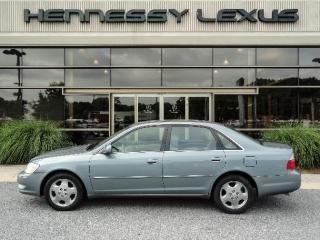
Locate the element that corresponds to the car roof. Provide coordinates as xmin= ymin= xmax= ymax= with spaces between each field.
xmin=133 ymin=120 xmax=223 ymax=128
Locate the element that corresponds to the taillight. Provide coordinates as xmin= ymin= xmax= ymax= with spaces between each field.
xmin=287 ymin=155 xmax=296 ymax=170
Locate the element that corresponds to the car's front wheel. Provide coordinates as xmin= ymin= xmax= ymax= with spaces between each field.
xmin=213 ymin=175 xmax=256 ymax=214
xmin=44 ymin=173 xmax=84 ymax=211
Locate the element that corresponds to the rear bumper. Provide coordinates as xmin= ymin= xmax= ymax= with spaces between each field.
xmin=255 ymin=170 xmax=301 ymax=197
xmin=17 ymin=171 xmax=46 ymax=196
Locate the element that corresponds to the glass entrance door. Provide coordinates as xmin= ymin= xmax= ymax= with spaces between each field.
xmin=163 ymin=97 xmax=185 ymax=120
xmin=113 ymin=96 xmax=135 ymax=133
xmin=163 ymin=95 xmax=211 ymax=121
xmin=112 ymin=94 xmax=211 ymax=134
xmin=138 ymin=96 xmax=160 ymax=122
xmin=189 ymin=97 xmax=210 ymax=120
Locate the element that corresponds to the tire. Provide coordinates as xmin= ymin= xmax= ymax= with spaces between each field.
xmin=213 ymin=175 xmax=256 ymax=214
xmin=44 ymin=173 xmax=84 ymax=211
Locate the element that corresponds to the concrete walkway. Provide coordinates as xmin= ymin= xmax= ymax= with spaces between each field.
xmin=0 ymin=165 xmax=25 ymax=182
xmin=301 ymin=174 xmax=320 ymax=189
xmin=1 ymin=165 xmax=320 ymax=189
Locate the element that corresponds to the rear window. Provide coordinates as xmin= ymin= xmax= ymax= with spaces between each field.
xmin=215 ymin=131 xmax=241 ymax=150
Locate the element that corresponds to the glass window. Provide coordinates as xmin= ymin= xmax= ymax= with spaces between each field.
xmin=162 ymin=48 xmax=212 ymax=66
xmin=215 ymin=95 xmax=256 ymax=128
xmin=215 ymin=131 xmax=240 ymax=150
xmin=22 ymin=48 xmax=64 ymax=66
xmin=164 ymin=97 xmax=185 ymax=120
xmin=111 ymin=48 xmax=161 ymax=66
xmin=0 ymin=48 xmax=24 ymax=66
xmin=0 ymin=88 xmax=64 ymax=122
xmin=65 ymin=69 xmax=110 ymax=87
xmin=65 ymin=48 xmax=110 ymax=66
xmin=112 ymin=126 xmax=164 ymax=153
xmin=138 ymin=97 xmax=160 ymax=122
xmin=0 ymin=89 xmax=23 ymax=120
xmin=23 ymin=89 xmax=64 ymax=122
xmin=214 ymin=48 xmax=255 ymax=66
xmin=0 ymin=69 xmax=18 ymax=87
xmin=299 ymin=48 xmax=320 ymax=66
xmin=257 ymin=48 xmax=298 ymax=66
xmin=170 ymin=126 xmax=219 ymax=151
xmin=65 ymin=95 xmax=109 ymax=129
xmin=111 ymin=69 xmax=161 ymax=87
xmin=257 ymin=89 xmax=299 ymax=128
xmin=256 ymin=69 xmax=298 ymax=86
xmin=162 ymin=69 xmax=212 ymax=87
xmin=23 ymin=69 xmax=64 ymax=87
xmin=114 ymin=97 xmax=134 ymax=132
xmin=299 ymin=69 xmax=320 ymax=86
xmin=189 ymin=97 xmax=209 ymax=120
xmin=299 ymin=89 xmax=320 ymax=124
xmin=66 ymin=131 xmax=109 ymax=145
xmin=214 ymin=69 xmax=255 ymax=87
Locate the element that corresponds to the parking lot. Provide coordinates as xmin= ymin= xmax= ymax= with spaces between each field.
xmin=0 ymin=183 xmax=319 ymax=240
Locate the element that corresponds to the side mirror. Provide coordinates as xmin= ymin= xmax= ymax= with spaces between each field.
xmin=101 ymin=145 xmax=112 ymax=155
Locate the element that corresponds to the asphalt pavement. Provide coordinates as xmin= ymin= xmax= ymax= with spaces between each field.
xmin=0 ymin=183 xmax=319 ymax=240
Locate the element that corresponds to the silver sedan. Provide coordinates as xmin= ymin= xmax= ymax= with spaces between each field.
xmin=18 ymin=121 xmax=301 ymax=214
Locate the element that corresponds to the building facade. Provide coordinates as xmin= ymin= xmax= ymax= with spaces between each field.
xmin=1 ymin=0 xmax=320 ymax=143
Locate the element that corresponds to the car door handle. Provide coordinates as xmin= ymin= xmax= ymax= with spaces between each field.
xmin=211 ymin=156 xmax=223 ymax=162
xmin=147 ymin=159 xmax=158 ymax=164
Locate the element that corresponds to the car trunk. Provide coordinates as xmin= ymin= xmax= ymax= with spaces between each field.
xmin=259 ymin=140 xmax=291 ymax=149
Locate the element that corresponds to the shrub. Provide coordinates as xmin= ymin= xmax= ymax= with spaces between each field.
xmin=263 ymin=127 xmax=320 ymax=169
xmin=0 ymin=121 xmax=72 ymax=164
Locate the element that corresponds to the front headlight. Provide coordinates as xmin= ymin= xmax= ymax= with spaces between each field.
xmin=25 ymin=162 xmax=40 ymax=174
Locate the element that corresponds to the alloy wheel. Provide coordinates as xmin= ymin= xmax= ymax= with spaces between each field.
xmin=219 ymin=181 xmax=248 ymax=210
xmin=49 ymin=178 xmax=78 ymax=207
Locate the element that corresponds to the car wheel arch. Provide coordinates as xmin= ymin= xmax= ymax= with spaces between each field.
xmin=40 ymin=170 xmax=87 ymax=197
xmin=211 ymin=171 xmax=258 ymax=198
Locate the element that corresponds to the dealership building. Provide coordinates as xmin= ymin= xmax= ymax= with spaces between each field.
xmin=0 ymin=0 xmax=320 ymax=143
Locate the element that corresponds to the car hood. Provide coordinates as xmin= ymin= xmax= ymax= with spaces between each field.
xmin=31 ymin=145 xmax=90 ymax=162
xmin=259 ymin=140 xmax=291 ymax=149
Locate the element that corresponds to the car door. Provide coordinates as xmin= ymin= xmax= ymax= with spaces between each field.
xmin=90 ymin=126 xmax=166 ymax=194
xmin=163 ymin=125 xmax=226 ymax=195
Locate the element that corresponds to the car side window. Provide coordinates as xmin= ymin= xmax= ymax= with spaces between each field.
xmin=112 ymin=126 xmax=165 ymax=153
xmin=215 ymin=131 xmax=241 ymax=150
xmin=169 ymin=126 xmax=220 ymax=151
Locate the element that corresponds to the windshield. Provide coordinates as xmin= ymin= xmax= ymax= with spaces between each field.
xmin=86 ymin=124 xmax=135 ymax=151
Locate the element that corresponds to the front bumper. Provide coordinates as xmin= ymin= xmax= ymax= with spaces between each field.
xmin=255 ymin=170 xmax=301 ymax=197
xmin=17 ymin=171 xmax=46 ymax=196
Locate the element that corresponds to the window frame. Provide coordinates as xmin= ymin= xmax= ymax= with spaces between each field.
xmin=110 ymin=125 xmax=169 ymax=153
xmin=165 ymin=124 xmax=224 ymax=152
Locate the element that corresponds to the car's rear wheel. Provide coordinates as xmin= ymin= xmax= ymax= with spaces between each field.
xmin=44 ymin=173 xmax=84 ymax=211
xmin=213 ymin=175 xmax=256 ymax=214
